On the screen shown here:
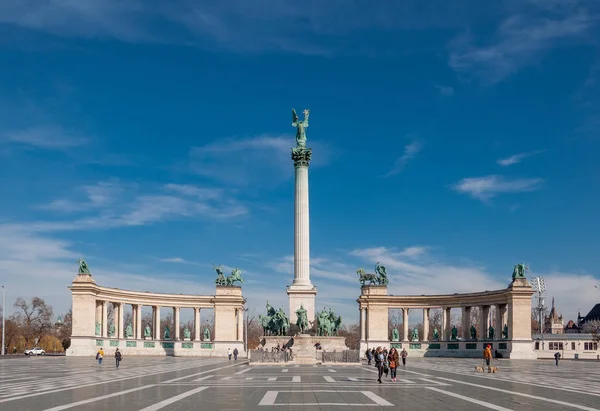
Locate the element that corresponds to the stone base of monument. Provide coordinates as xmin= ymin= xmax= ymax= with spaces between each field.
xmin=66 ymin=336 xmax=244 ymax=358
xmin=256 ymin=334 xmax=354 ymax=364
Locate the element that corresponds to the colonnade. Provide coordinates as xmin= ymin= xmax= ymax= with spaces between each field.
xmin=93 ymin=302 xmax=241 ymax=341
xmin=359 ymin=304 xmax=509 ymax=342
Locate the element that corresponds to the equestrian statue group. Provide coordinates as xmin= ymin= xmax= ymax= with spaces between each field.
xmin=259 ymin=302 xmax=291 ymax=336
xmin=213 ymin=265 xmax=244 ymax=286
xmin=357 ymin=262 xmax=389 ymax=286
xmin=316 ymin=307 xmax=342 ymax=336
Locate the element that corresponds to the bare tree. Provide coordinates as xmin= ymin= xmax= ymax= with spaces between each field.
xmin=338 ymin=324 xmax=360 ymax=349
xmin=56 ymin=309 xmax=72 ymax=350
xmin=12 ymin=297 xmax=54 ymax=347
xmin=429 ymin=309 xmax=443 ymax=339
xmin=141 ymin=312 xmax=153 ymax=332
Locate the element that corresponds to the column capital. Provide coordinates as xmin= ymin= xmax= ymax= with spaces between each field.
xmin=291 ymin=146 xmax=312 ymax=167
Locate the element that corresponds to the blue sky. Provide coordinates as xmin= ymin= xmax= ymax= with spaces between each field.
xmin=1 ymin=0 xmax=599 ymax=325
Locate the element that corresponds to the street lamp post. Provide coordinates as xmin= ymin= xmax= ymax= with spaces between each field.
xmin=2 ymin=285 xmax=5 ymax=356
xmin=530 ymin=276 xmax=546 ymax=344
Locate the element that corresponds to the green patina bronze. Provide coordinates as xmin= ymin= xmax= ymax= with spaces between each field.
xmin=182 ymin=342 xmax=193 ymax=349
xmin=144 ymin=341 xmax=155 ymax=348
xmin=292 ymin=108 xmax=309 ymax=148
xmin=428 ymin=343 xmax=441 ymax=349
xmin=295 ymin=304 xmax=309 ymax=334
xmin=409 ymin=343 xmax=422 ymax=349
xmin=214 ymin=265 xmax=244 ymax=286
xmin=392 ymin=328 xmax=400 ymax=342
xmin=390 ymin=343 xmax=402 ymax=349
xmin=502 ymin=324 xmax=509 ymax=339
xmin=203 ymin=327 xmax=211 ymax=341
xmin=357 ymin=262 xmax=389 ymax=286
xmin=488 ymin=325 xmax=495 ymax=340
xmin=466 ymin=343 xmax=477 ymax=349
xmin=259 ymin=302 xmax=290 ymax=336
xmin=183 ymin=327 xmax=191 ymax=339
xmin=164 ymin=326 xmax=171 ymax=340
xmin=451 ymin=325 xmax=458 ymax=340
xmin=447 ymin=343 xmax=459 ymax=349
xmin=316 ymin=307 xmax=342 ymax=337
xmin=109 ymin=323 xmax=115 ymax=337
xmin=126 ymin=341 xmax=136 ymax=347
xmin=109 ymin=340 xmax=119 ymax=347
xmin=470 ymin=325 xmax=477 ymax=340
xmin=144 ymin=325 xmax=152 ymax=338
xmin=411 ymin=327 xmax=419 ymax=342
xmin=95 ymin=322 xmax=101 ymax=336
xmin=499 ymin=342 xmax=507 ymax=349
xmin=125 ymin=323 xmax=133 ymax=338
xmin=433 ymin=328 xmax=439 ymax=340
xmin=512 ymin=262 xmax=528 ymax=280
xmin=201 ymin=343 xmax=213 ymax=349
xmin=96 ymin=339 xmax=103 ymax=346
xmin=162 ymin=342 xmax=174 ymax=349
xmin=77 ymin=258 xmax=91 ymax=274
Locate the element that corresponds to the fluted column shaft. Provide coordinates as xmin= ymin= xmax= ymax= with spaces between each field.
xmin=174 ymin=307 xmax=180 ymax=340
xmin=402 ymin=308 xmax=409 ymax=342
xmin=422 ymin=308 xmax=430 ymax=341
xmin=154 ymin=306 xmax=161 ymax=340
xmin=194 ymin=308 xmax=201 ymax=341
xmin=116 ymin=303 xmax=123 ymax=339
xmin=136 ymin=305 xmax=142 ymax=339
xmin=293 ymin=165 xmax=311 ymax=286
xmin=101 ymin=301 xmax=108 ymax=338
xmin=360 ymin=308 xmax=366 ymax=341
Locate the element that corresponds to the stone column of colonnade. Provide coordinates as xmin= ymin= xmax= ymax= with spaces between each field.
xmin=462 ymin=306 xmax=471 ymax=339
xmin=359 ymin=308 xmax=366 ymax=341
xmin=422 ymin=308 xmax=430 ymax=341
xmin=194 ymin=308 xmax=201 ymax=341
xmin=135 ymin=304 xmax=142 ymax=339
xmin=101 ymin=301 xmax=108 ymax=338
xmin=402 ymin=308 xmax=409 ymax=342
xmin=174 ymin=307 xmax=180 ymax=341
xmin=153 ymin=306 xmax=161 ymax=340
xmin=442 ymin=307 xmax=452 ymax=340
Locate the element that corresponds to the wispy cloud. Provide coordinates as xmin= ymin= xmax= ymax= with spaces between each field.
xmin=1 ymin=125 xmax=88 ymax=149
xmin=449 ymin=5 xmax=597 ymax=83
xmin=32 ymin=180 xmax=248 ymax=231
xmin=381 ymin=141 xmax=423 ymax=178
xmin=190 ymin=135 xmax=331 ymax=187
xmin=451 ymin=174 xmax=544 ymax=201
xmin=497 ymin=149 xmax=546 ymax=166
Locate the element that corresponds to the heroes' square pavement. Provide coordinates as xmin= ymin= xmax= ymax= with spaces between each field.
xmin=2 ymin=356 xmax=599 ymax=410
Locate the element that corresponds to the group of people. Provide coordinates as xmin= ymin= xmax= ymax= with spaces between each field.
xmin=366 ymin=347 xmax=408 ymax=383
xmin=227 ymin=348 xmax=239 ymax=360
xmin=95 ymin=348 xmax=122 ymax=367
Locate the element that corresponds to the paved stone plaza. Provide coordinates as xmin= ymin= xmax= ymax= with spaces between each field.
xmin=1 ymin=356 xmax=600 ymax=410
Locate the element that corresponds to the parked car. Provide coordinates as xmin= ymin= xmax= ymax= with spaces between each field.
xmin=24 ymin=347 xmax=45 ymax=356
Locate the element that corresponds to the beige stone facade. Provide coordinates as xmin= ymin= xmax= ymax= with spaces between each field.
xmin=67 ymin=274 xmax=245 ymax=357
xmin=357 ymin=278 xmax=535 ymax=359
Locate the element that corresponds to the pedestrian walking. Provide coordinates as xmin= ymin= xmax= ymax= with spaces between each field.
xmin=233 ymin=347 xmax=239 ymax=360
xmin=365 ymin=349 xmax=373 ymax=365
xmin=228 ymin=348 xmax=232 ymax=360
xmin=387 ymin=347 xmax=399 ymax=381
xmin=96 ymin=348 xmax=104 ymax=366
xmin=554 ymin=351 xmax=561 ymax=366
xmin=400 ymin=348 xmax=408 ymax=366
xmin=483 ymin=344 xmax=492 ymax=372
xmin=115 ymin=348 xmax=122 ymax=368
xmin=374 ymin=347 xmax=386 ymax=384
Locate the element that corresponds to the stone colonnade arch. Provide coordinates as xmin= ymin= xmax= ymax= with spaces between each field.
xmin=67 ymin=272 xmax=245 ymax=356
xmin=357 ymin=277 xmax=535 ymax=359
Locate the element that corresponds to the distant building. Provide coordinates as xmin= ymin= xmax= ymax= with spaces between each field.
xmin=544 ymin=297 xmax=564 ymax=334
xmin=564 ymin=320 xmax=580 ymax=334
xmin=578 ymin=303 xmax=600 ymax=330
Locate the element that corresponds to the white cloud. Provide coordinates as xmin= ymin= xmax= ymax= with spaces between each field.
xmin=451 ymin=174 xmax=543 ymax=201
xmin=159 ymin=257 xmax=187 ymax=264
xmin=381 ymin=141 xmax=423 ymax=177
xmin=497 ymin=149 xmax=546 ymax=166
xmin=190 ymin=135 xmax=331 ymax=187
xmin=449 ymin=6 xmax=597 ymax=83
xmin=32 ymin=180 xmax=248 ymax=231
xmin=1 ymin=125 xmax=88 ymax=149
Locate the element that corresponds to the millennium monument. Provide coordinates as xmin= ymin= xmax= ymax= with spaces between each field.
xmin=287 ymin=108 xmax=318 ymax=327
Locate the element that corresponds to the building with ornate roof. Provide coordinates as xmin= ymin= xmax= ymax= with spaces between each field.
xmin=544 ymin=297 xmax=564 ymax=335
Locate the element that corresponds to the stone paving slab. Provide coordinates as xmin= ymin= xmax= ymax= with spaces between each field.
xmin=1 ymin=356 xmax=600 ymax=410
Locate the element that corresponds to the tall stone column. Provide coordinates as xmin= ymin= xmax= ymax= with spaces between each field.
xmin=237 ymin=308 xmax=244 ymax=342
xmin=480 ymin=306 xmax=490 ymax=340
xmin=174 ymin=307 xmax=180 ymax=341
xmin=117 ymin=303 xmax=124 ymax=339
xmin=194 ymin=308 xmax=201 ymax=341
xmin=445 ymin=307 xmax=452 ymax=340
xmin=360 ymin=308 xmax=366 ymax=341
xmin=287 ymin=140 xmax=317 ymax=325
xmin=154 ymin=306 xmax=161 ymax=340
xmin=462 ymin=307 xmax=471 ymax=340
xmin=402 ymin=308 xmax=409 ymax=342
xmin=101 ymin=301 xmax=108 ymax=338
xmin=136 ymin=305 xmax=142 ymax=339
xmin=422 ymin=308 xmax=430 ymax=342
xmin=95 ymin=301 xmax=102 ymax=335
